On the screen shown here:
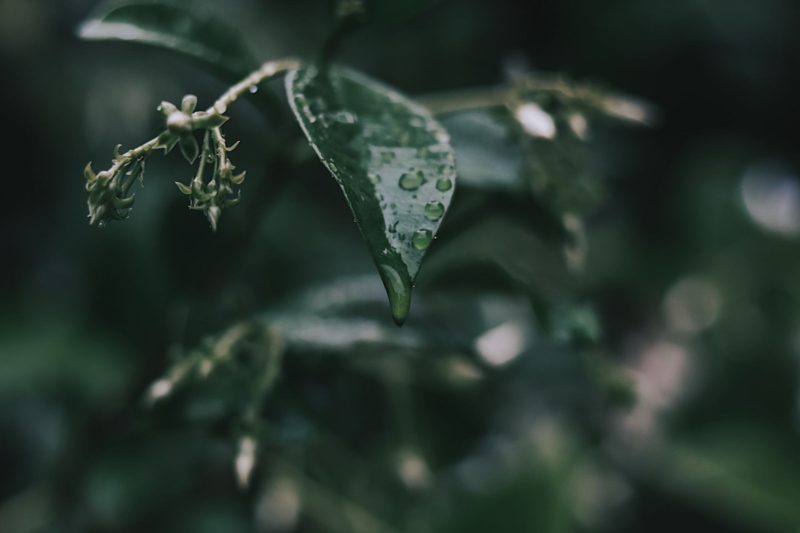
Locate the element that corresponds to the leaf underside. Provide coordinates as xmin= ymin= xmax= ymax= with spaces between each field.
xmin=286 ymin=65 xmax=457 ymax=325
xmin=77 ymin=1 xmax=257 ymax=76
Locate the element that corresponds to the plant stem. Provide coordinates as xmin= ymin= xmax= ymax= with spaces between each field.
xmin=420 ymin=76 xmax=657 ymax=125
xmin=193 ymin=131 xmax=211 ymax=187
xmin=211 ymin=58 xmax=301 ymax=115
xmin=109 ymin=136 xmax=161 ymax=169
xmin=102 ymin=58 xmax=301 ymax=171
xmin=210 ymin=127 xmax=228 ymax=164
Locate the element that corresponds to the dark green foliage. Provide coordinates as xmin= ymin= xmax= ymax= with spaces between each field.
xmin=286 ymin=65 xmax=456 ymax=323
xmin=79 ymin=2 xmax=258 ymax=75
xmin=2 ymin=1 xmax=799 ymax=532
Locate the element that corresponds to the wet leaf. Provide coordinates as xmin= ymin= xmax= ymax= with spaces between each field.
xmin=77 ymin=1 xmax=257 ymax=76
xmin=286 ymin=64 xmax=456 ymax=324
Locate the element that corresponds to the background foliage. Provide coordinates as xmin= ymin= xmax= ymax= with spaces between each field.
xmin=2 ymin=0 xmax=800 ymax=532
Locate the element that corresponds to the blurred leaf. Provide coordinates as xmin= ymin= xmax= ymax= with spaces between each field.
xmin=364 ymin=0 xmax=442 ymax=22
xmin=424 ymin=216 xmax=574 ymax=299
xmin=648 ymin=426 xmax=800 ymax=531
xmin=436 ymin=90 xmax=614 ymax=216
xmin=77 ymin=1 xmax=258 ymax=76
xmin=286 ymin=64 xmax=457 ymax=325
xmin=439 ymin=109 xmax=526 ymax=193
xmin=0 ymin=318 xmax=135 ymax=402
xmin=522 ymin=131 xmax=601 ymax=216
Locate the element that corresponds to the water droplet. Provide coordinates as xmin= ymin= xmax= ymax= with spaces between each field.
xmin=249 ymin=85 xmax=259 ymax=94
xmin=411 ymin=229 xmax=433 ymax=250
xmin=399 ymin=171 xmax=424 ymax=191
xmin=368 ymin=173 xmax=381 ymax=184
xmin=331 ymin=110 xmax=357 ymax=125
xmin=424 ymin=201 xmax=445 ymax=221
xmin=379 ymin=263 xmax=410 ymax=325
xmin=435 ymin=178 xmax=453 ymax=192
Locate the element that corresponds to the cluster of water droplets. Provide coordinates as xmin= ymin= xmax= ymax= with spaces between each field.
xmin=364 ymin=131 xmax=456 ymax=263
xmin=288 ymin=65 xmax=458 ymax=323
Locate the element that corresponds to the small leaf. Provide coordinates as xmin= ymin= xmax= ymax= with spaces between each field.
xmin=286 ymin=65 xmax=456 ymax=325
xmin=230 ymin=171 xmax=246 ymax=185
xmin=113 ymin=195 xmax=135 ymax=209
xmin=175 ymin=181 xmax=192 ymax=195
xmin=192 ymin=112 xmax=229 ymax=129
xmin=84 ymin=162 xmax=97 ymax=181
xmin=77 ymin=2 xmax=258 ymax=77
xmin=179 ymin=135 xmax=199 ymax=164
xmin=156 ymin=131 xmax=179 ymax=153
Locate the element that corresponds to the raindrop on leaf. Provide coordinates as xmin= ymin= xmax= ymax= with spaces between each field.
xmin=411 ymin=229 xmax=433 ymax=250
xmin=399 ymin=171 xmax=424 ymax=191
xmin=424 ymin=201 xmax=445 ymax=221
xmin=435 ymin=178 xmax=452 ymax=192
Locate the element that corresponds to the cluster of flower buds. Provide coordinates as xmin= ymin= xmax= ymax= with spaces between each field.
xmin=161 ymin=95 xmax=245 ymax=230
xmin=174 ymin=128 xmax=245 ymax=231
xmin=84 ymin=149 xmax=146 ymax=228
xmin=84 ymin=94 xmax=246 ymax=231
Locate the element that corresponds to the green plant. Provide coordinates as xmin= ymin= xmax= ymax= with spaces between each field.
xmin=81 ymin=0 xmax=650 ymax=325
xmin=77 ymin=1 xmax=660 ymax=529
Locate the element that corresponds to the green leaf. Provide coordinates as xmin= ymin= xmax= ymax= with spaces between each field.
xmin=179 ymin=134 xmax=199 ymax=164
xmin=286 ymin=65 xmax=457 ymax=325
xmin=77 ymin=1 xmax=257 ymax=76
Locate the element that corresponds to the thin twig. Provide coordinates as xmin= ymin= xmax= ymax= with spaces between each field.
xmin=420 ymin=75 xmax=657 ymax=126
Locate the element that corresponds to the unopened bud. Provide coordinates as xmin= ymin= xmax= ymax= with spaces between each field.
xmin=167 ymin=111 xmax=192 ymax=133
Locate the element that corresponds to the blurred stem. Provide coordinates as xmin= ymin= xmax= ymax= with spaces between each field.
xmin=275 ymin=459 xmax=400 ymax=533
xmin=0 ymin=483 xmax=52 ymax=533
xmin=419 ymin=86 xmax=510 ymax=115
xmin=420 ymin=75 xmax=657 ymax=125
xmin=319 ymin=0 xmax=365 ymax=66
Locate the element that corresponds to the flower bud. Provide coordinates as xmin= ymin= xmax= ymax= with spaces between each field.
xmin=181 ymin=94 xmax=198 ymax=114
xmin=167 ymin=111 xmax=192 ymax=133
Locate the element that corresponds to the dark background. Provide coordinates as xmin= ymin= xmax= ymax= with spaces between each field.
xmin=2 ymin=1 xmax=800 ymax=532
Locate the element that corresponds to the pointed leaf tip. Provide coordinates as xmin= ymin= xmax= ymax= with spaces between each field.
xmin=286 ymin=65 xmax=456 ymax=325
